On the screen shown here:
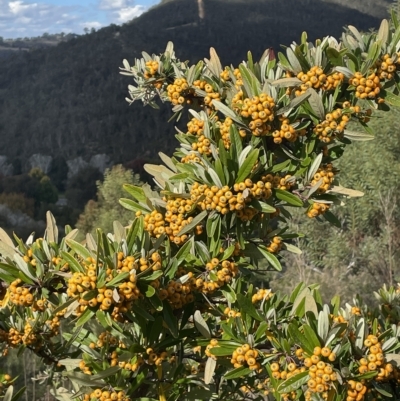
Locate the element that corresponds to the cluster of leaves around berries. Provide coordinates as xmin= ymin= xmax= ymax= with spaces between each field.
xmin=4 ymin=16 xmax=400 ymax=401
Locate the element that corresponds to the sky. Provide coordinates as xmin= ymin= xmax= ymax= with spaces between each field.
xmin=0 ymin=0 xmax=161 ymax=39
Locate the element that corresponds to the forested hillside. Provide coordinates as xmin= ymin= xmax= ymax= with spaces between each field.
xmin=0 ymin=0 xmax=389 ymax=169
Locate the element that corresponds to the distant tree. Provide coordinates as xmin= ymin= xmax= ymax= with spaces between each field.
xmin=38 ymin=176 xmax=58 ymax=204
xmin=76 ymin=165 xmax=143 ymax=233
xmin=65 ymin=166 xmax=102 ymax=210
xmin=48 ymin=156 xmax=68 ymax=191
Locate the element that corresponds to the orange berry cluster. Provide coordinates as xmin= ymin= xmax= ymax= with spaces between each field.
xmin=233 ymin=68 xmax=243 ymax=89
xmin=231 ymin=344 xmax=261 ymax=371
xmin=252 ymin=288 xmax=273 ymax=304
xmin=67 ymin=258 xmax=141 ymax=318
xmin=90 ymin=331 xmax=122 ymax=348
xmin=310 ymin=163 xmax=335 ymax=193
xmin=22 ymin=248 xmax=36 ymax=267
xmin=261 ymin=173 xmax=294 ymax=191
xmin=220 ymin=68 xmax=231 ymax=81
xmin=348 ymin=72 xmax=382 ymax=101
xmin=313 ymin=108 xmax=350 ymax=143
xmin=181 ymin=152 xmax=202 ymax=164
xmin=376 ymin=53 xmax=398 ymax=80
xmin=206 ymin=257 xmax=238 ymax=281
xmin=191 ymin=180 xmax=270 ymax=221
xmin=144 ymin=60 xmax=159 ymax=79
xmin=331 ymin=314 xmax=347 ymax=324
xmin=266 ymin=236 xmax=282 ymax=254
xmin=7 ymin=321 xmax=43 ymax=348
xmin=8 ymin=279 xmax=34 ymax=307
xmin=89 ymin=332 xmax=140 ymax=371
xmin=351 ymin=306 xmax=361 ymax=315
xmin=142 ymin=200 xmax=203 ymax=245
xmin=191 ymin=79 xmax=221 ymax=109
xmin=116 ymin=356 xmax=144 ymax=372
xmin=51 ymin=256 xmax=69 ymax=271
xmin=307 ymin=202 xmax=330 ymax=218
xmin=296 ymin=67 xmax=344 ymax=95
xmin=158 ymin=275 xmax=195 ymax=309
xmin=241 ymin=94 xmax=276 ymax=137
xmin=272 ymin=117 xmax=307 ymax=144
xmin=358 ymin=335 xmax=394 ymax=380
xmin=223 ymin=307 xmax=241 ymax=318
xmin=167 ymin=78 xmax=189 ymax=106
xmin=81 ymin=389 xmax=130 ymax=401
xmin=205 ymin=339 xmax=219 ymax=360
xmin=185 ymin=117 xmax=212 ymax=156
xmin=118 ymin=252 xmax=162 ymax=273
xmin=346 ymin=380 xmax=367 ymax=401
xmin=79 ymin=360 xmax=92 ymax=375
xmin=304 ymin=347 xmax=337 ymax=401
xmin=216 ymin=117 xmax=246 ymax=149
xmin=145 ymin=347 xmax=168 ymax=366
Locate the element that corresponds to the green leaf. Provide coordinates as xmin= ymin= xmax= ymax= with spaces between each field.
xmin=194 ymin=310 xmax=211 ymax=338
xmin=76 ymin=308 xmax=95 ymax=327
xmin=327 ymin=185 xmax=364 ymax=197
xmin=60 ymin=251 xmax=85 ymax=274
xmin=272 ymin=77 xmax=302 ymax=88
xmin=286 ymin=48 xmax=302 ymax=74
xmin=306 ymin=153 xmax=323 ymax=183
xmin=91 ymin=366 xmax=121 ymax=380
xmin=45 ymin=211 xmax=58 ymax=243
xmin=0 ymin=240 xmax=17 ymax=259
xmin=373 ymin=384 xmax=392 ymax=398
xmin=282 ymin=243 xmax=302 ymax=255
xmin=63 ymin=371 xmax=104 ymax=387
xmin=66 ymin=239 xmax=93 ymax=260
xmin=323 ymin=211 xmax=341 ymax=228
xmin=106 ymin=272 xmax=130 ymax=287
xmin=377 ymin=19 xmax=389 ymax=44
xmin=318 ymin=310 xmax=329 ymax=341
xmin=303 ymin=324 xmax=320 ymax=348
xmin=145 ymin=285 xmax=156 ymax=297
xmin=96 ymin=309 xmax=113 ymax=329
xmin=288 ymin=323 xmax=314 ymax=355
xmin=4 ymin=385 xmax=13 ymax=401
xmin=307 ymin=89 xmax=325 ymax=120
xmin=13 ymin=254 xmax=37 ymax=283
xmin=176 ymin=210 xmax=207 ymax=236
xmin=275 ymin=189 xmax=303 ymax=207
xmin=212 ymin=100 xmax=243 ymax=125
xmin=204 ymin=357 xmax=216 ymax=385
xmin=0 ymin=227 xmax=15 ymax=247
xmin=237 ymin=293 xmax=263 ymax=321
xmin=258 ymin=246 xmax=282 ymax=271
xmin=355 ymin=318 xmax=366 ymax=351
xmin=343 ymin=130 xmax=374 ymax=141
xmin=163 ymin=301 xmax=179 ymax=338
xmin=119 ymin=198 xmax=151 ymax=213
xmin=132 ymin=303 xmax=155 ymax=321
xmin=158 ymin=152 xmax=178 ymax=173
xmin=224 ymin=366 xmax=252 ymax=380
xmin=278 ymin=371 xmax=309 ymax=394
xmin=235 ymin=149 xmax=259 ymax=184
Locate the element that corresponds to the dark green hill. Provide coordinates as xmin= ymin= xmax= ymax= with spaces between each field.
xmin=0 ymin=0 xmax=389 ymax=169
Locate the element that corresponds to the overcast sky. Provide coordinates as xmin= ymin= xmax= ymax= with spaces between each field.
xmin=0 ymin=0 xmax=160 ymax=39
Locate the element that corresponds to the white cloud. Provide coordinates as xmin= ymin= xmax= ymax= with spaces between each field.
xmin=99 ymin=0 xmax=130 ymax=10
xmin=0 ymin=0 xmax=150 ymax=39
xmin=114 ymin=5 xmax=146 ymax=23
xmin=98 ymin=0 xmax=146 ymax=23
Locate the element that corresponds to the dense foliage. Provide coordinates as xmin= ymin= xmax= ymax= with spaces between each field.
xmin=3 ymin=12 xmax=400 ymax=401
xmin=0 ymin=0 xmax=386 ymax=166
